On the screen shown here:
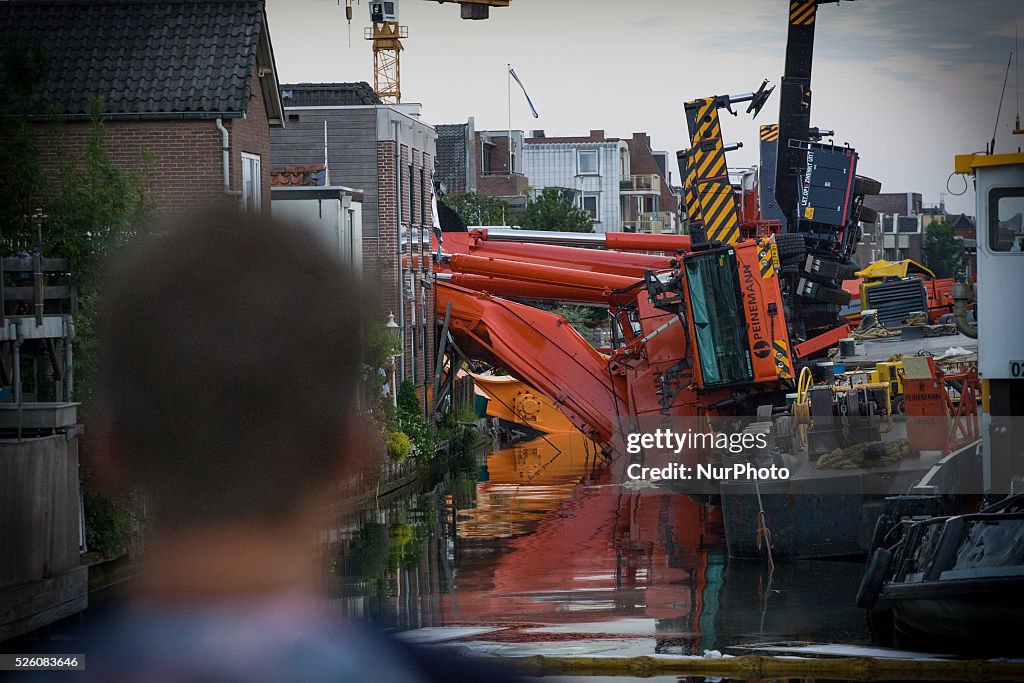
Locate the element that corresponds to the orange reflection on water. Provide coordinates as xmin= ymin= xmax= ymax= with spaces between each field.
xmin=444 ymin=432 xmax=715 ymax=627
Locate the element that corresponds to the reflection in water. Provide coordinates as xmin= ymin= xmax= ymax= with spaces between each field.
xmin=326 ymin=432 xmax=869 ymax=656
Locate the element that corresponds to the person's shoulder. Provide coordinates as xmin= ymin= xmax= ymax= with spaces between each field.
xmin=71 ymin=602 xmax=526 ymax=683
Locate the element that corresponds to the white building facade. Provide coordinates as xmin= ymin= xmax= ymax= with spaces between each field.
xmin=522 ymin=139 xmax=629 ymax=233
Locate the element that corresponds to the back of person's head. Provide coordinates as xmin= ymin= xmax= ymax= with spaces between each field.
xmin=98 ymin=207 xmax=365 ymax=530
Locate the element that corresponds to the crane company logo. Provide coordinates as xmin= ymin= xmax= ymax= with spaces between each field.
xmin=742 ymin=265 xmax=764 ymax=342
xmin=753 ymin=340 xmax=772 ymax=359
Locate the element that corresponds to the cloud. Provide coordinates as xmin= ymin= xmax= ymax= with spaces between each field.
xmin=988 ymin=18 xmax=1024 ymax=39
xmin=629 ymin=15 xmax=672 ymax=29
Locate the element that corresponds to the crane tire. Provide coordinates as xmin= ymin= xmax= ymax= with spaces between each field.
xmin=774 ymin=232 xmax=807 ymax=261
xmin=858 ymin=205 xmax=879 ymax=224
xmin=854 ymin=175 xmax=883 ymax=196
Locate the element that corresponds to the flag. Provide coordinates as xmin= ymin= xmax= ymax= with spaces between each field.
xmin=509 ymin=67 xmax=539 ymax=119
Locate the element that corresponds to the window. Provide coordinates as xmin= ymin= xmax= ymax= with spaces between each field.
xmin=241 ymin=153 xmax=261 ymax=213
xmin=578 ymin=149 xmax=598 ymax=175
xmin=403 ymin=165 xmax=411 ymax=227
xmin=990 ymin=188 xmax=1024 ymax=252
xmin=420 ymin=168 xmax=427 ymax=228
xmin=581 ymin=193 xmax=599 ymax=221
xmin=684 ymin=249 xmax=753 ymax=387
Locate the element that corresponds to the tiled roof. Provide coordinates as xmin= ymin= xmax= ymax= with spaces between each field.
xmin=271 ymin=165 xmax=327 ymax=187
xmin=280 ymin=83 xmax=382 ymax=107
xmin=0 ymin=0 xmax=269 ymax=119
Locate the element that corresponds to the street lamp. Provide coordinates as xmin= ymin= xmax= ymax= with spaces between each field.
xmin=385 ymin=311 xmax=400 ymax=406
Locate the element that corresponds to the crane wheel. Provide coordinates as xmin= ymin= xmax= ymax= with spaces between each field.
xmin=774 ymin=233 xmax=807 ymax=262
xmin=854 ymin=175 xmax=883 ymax=196
xmin=858 ymin=205 xmax=879 ymax=224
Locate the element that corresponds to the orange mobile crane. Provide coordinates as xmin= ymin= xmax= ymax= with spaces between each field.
xmin=435 ymin=229 xmax=794 ymax=452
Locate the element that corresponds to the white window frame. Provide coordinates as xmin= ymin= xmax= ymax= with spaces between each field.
xmin=581 ymin=193 xmax=600 ymax=221
xmin=577 ymin=149 xmax=599 ymax=176
xmin=241 ymin=152 xmax=262 ymax=214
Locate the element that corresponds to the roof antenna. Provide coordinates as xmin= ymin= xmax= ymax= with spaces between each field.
xmin=1015 ymin=24 xmax=1023 ymax=135
xmin=991 ymin=51 xmax=1012 ymax=153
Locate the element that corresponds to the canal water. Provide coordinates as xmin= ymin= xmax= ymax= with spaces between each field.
xmin=327 ymin=430 xmax=871 ymax=664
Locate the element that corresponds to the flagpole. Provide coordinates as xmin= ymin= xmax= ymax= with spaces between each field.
xmin=507 ymin=63 xmax=512 ymax=175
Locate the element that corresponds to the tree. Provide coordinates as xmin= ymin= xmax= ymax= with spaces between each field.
xmin=0 ymin=59 xmax=153 ymax=557
xmin=922 ymin=219 xmax=964 ymax=278
xmin=0 ymin=39 xmax=48 ymax=245
xmin=443 ymin=191 xmax=510 ymax=226
xmin=516 ymin=187 xmax=595 ymax=232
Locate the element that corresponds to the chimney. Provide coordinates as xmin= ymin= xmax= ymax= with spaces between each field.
xmin=532 ymin=129 xmax=545 ymax=138
xmin=590 ymin=129 xmax=605 ymax=141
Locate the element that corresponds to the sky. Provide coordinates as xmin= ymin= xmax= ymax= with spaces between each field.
xmin=265 ymin=0 xmax=1024 ymax=216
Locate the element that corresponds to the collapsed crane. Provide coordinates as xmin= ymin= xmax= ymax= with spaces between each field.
xmin=435 ymin=230 xmax=794 ymax=451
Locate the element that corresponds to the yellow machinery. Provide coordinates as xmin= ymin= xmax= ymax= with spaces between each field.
xmin=868 ymin=360 xmax=904 ymax=413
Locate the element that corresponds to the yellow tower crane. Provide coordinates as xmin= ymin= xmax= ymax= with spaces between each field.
xmin=344 ymin=1 xmax=509 ymax=104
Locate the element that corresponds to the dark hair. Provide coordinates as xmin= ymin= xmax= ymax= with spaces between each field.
xmin=98 ymin=208 xmax=365 ymax=529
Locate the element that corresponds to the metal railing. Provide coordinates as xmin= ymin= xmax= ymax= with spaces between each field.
xmin=619 ymin=174 xmax=661 ymax=193
xmin=622 ymin=212 xmax=677 ymax=234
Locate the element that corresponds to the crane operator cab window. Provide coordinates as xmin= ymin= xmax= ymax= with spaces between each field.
xmin=991 ymin=189 xmax=1024 ymax=252
xmin=684 ymin=249 xmax=754 ymax=387
xmin=371 ymin=2 xmax=398 ymax=23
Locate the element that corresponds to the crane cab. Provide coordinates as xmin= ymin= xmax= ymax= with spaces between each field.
xmin=370 ymin=1 xmax=398 ymax=23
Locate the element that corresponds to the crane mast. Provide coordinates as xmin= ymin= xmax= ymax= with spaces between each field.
xmin=361 ymin=0 xmax=509 ymax=103
xmin=774 ymin=0 xmax=820 ymax=230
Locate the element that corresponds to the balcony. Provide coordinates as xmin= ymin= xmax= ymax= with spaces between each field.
xmin=622 ymin=212 xmax=678 ymax=234
xmin=619 ymin=174 xmax=661 ymax=194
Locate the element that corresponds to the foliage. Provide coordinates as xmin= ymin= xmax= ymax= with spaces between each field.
xmin=548 ymin=304 xmax=608 ymax=325
xmin=396 ymin=380 xmax=437 ymax=459
xmin=397 ymin=379 xmax=421 ymax=417
xmin=516 ymin=187 xmax=595 ymax=232
xmin=1 ymin=56 xmax=153 ymax=558
xmin=383 ymin=430 xmax=412 ymax=462
xmin=82 ymin=486 xmax=132 ymax=558
xmin=443 ymin=191 xmax=510 ymax=226
xmin=0 ymin=38 xmax=48 ymax=242
xmin=43 ymin=104 xmax=152 ymax=288
xmin=543 ymin=304 xmax=609 ymax=347
xmin=365 ymin=321 xmax=403 ymax=371
xmin=922 ymin=219 xmax=965 ymax=279
xmin=361 ymin=320 xmax=402 ymax=427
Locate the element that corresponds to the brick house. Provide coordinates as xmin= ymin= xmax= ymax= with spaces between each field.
xmin=435 ymin=120 xmax=529 ymax=214
xmin=858 ymin=192 xmax=926 ymax=266
xmin=0 ymin=0 xmax=285 ymax=218
xmin=270 ymin=83 xmax=436 ymax=399
xmin=621 ymin=132 xmax=680 ymax=234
